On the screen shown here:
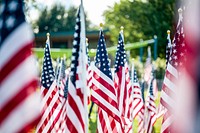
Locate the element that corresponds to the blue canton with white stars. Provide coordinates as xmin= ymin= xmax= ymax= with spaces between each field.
xmin=41 ymin=43 xmax=55 ymax=89
xmin=114 ymin=32 xmax=126 ymax=72
xmin=86 ymin=43 xmax=91 ymax=65
xmin=69 ymin=8 xmax=81 ymax=87
xmin=149 ymin=78 xmax=154 ymax=96
xmin=95 ymin=30 xmax=112 ymax=79
xmin=0 ymin=0 xmax=24 ymax=46
xmin=133 ymin=70 xmax=139 ymax=83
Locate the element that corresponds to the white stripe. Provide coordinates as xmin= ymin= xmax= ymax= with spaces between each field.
xmin=132 ymin=100 xmax=143 ymax=117
xmin=68 ymin=80 xmax=85 ymax=121
xmin=0 ymin=23 xmax=33 ymax=69
xmin=92 ymin=89 xmax=120 ymax=117
xmin=167 ymin=63 xmax=178 ymax=79
xmin=41 ymin=81 xmax=57 ymax=108
xmin=36 ymin=88 xmax=60 ymax=132
xmin=163 ymin=76 xmax=176 ymax=93
xmin=161 ymin=90 xmax=175 ymax=108
xmin=93 ymin=77 xmax=117 ymax=102
xmin=0 ymin=56 xmax=38 ymax=108
xmin=118 ymin=68 xmax=126 ymax=115
xmin=92 ymin=64 xmax=115 ymax=88
xmin=161 ymin=114 xmax=173 ymax=132
xmin=42 ymin=105 xmax=61 ymax=133
xmin=101 ymin=109 xmax=113 ymax=133
xmin=66 ymin=105 xmax=84 ymax=133
xmin=0 ymin=93 xmax=41 ymax=133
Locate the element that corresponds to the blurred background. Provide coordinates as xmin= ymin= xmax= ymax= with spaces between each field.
xmin=21 ymin=0 xmax=182 ymax=89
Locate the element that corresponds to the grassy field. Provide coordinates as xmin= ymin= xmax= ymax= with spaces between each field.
xmin=88 ymin=91 xmax=162 ymax=133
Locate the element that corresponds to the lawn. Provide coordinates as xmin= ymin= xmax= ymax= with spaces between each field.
xmin=88 ymin=91 xmax=162 ymax=133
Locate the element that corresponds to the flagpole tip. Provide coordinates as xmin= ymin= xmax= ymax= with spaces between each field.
xmin=167 ymin=30 xmax=170 ymax=34
xmin=86 ymin=38 xmax=88 ymax=43
xmin=100 ymin=23 xmax=103 ymax=28
xmin=120 ymin=26 xmax=124 ymax=31
xmin=46 ymin=33 xmax=50 ymax=37
xmin=178 ymin=8 xmax=182 ymax=13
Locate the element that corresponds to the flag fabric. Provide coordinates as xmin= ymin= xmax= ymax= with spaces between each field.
xmin=145 ymin=76 xmax=157 ymax=133
xmin=114 ymin=30 xmax=133 ymax=132
xmin=131 ymin=68 xmax=145 ymax=133
xmin=90 ymin=27 xmax=121 ymax=130
xmin=166 ymin=30 xmax=172 ymax=66
xmin=55 ymin=58 xmax=68 ymax=132
xmin=65 ymin=5 xmax=87 ymax=133
xmin=0 ymin=0 xmax=41 ymax=132
xmin=144 ymin=46 xmax=152 ymax=82
xmin=160 ymin=8 xmax=186 ymax=133
xmin=131 ymin=69 xmax=144 ymax=119
xmin=97 ymin=107 xmax=122 ymax=133
xmin=36 ymin=35 xmax=63 ymax=133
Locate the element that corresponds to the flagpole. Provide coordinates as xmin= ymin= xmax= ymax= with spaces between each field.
xmin=80 ymin=0 xmax=88 ymax=132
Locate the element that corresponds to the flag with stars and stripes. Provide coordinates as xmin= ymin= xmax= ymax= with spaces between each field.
xmin=144 ymin=46 xmax=152 ymax=82
xmin=36 ymin=36 xmax=63 ymax=133
xmin=114 ymin=31 xmax=133 ymax=132
xmin=65 ymin=5 xmax=88 ymax=133
xmin=0 ymin=0 xmax=41 ymax=132
xmin=90 ymin=28 xmax=122 ymax=129
xmin=166 ymin=31 xmax=172 ymax=67
xmin=145 ymin=73 xmax=157 ymax=133
xmin=160 ymin=8 xmax=186 ymax=133
xmin=131 ymin=68 xmax=145 ymax=133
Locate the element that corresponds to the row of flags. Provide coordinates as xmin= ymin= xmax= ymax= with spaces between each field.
xmin=1 ymin=0 xmax=200 ymax=133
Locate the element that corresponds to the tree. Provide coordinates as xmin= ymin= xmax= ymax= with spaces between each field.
xmin=103 ymin=0 xmax=176 ymax=58
xmin=32 ymin=4 xmax=90 ymax=33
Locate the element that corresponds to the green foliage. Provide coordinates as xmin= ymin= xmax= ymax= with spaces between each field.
xmin=103 ymin=0 xmax=175 ymax=58
xmin=32 ymin=5 xmax=90 ymax=33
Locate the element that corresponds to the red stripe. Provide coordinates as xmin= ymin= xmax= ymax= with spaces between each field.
xmin=19 ymin=114 xmax=41 ymax=133
xmin=93 ymin=71 xmax=116 ymax=95
xmin=0 ymin=41 xmax=33 ymax=84
xmin=66 ymin=115 xmax=78 ymax=133
xmin=91 ymin=83 xmax=118 ymax=108
xmin=67 ymin=92 xmax=85 ymax=131
xmin=0 ymin=79 xmax=38 ymax=124
xmin=91 ymin=95 xmax=121 ymax=123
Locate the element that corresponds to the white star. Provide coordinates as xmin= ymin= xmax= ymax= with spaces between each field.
xmin=6 ymin=16 xmax=15 ymax=29
xmin=73 ymin=40 xmax=77 ymax=45
xmin=181 ymin=43 xmax=185 ymax=47
xmin=72 ymin=48 xmax=76 ymax=52
xmin=180 ymin=52 xmax=184 ymax=57
xmin=173 ymin=49 xmax=177 ymax=54
xmin=8 ymin=1 xmax=18 ymax=12
xmin=101 ymin=49 xmax=104 ymax=51
xmin=74 ymin=32 xmax=78 ymax=38
xmin=76 ymin=18 xmax=79 ymax=22
xmin=174 ymin=56 xmax=178 ymax=60
xmin=174 ymin=62 xmax=178 ymax=66
xmin=75 ymin=25 xmax=79 ymax=30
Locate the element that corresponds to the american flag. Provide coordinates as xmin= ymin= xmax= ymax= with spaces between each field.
xmin=166 ymin=30 xmax=172 ymax=67
xmin=65 ymin=5 xmax=87 ymax=133
xmin=97 ymin=107 xmax=122 ymax=133
xmin=160 ymin=8 xmax=186 ymax=133
xmin=114 ymin=30 xmax=133 ymax=132
xmin=91 ymin=28 xmax=121 ymax=125
xmin=0 ymin=0 xmax=41 ymax=132
xmin=145 ymin=75 xmax=157 ymax=133
xmin=36 ymin=35 xmax=63 ymax=133
xmin=55 ymin=58 xmax=68 ymax=132
xmin=132 ymin=69 xmax=144 ymax=118
xmin=144 ymin=46 xmax=152 ymax=82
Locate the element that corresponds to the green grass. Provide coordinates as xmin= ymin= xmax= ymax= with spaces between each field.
xmin=88 ymin=91 xmax=162 ymax=132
